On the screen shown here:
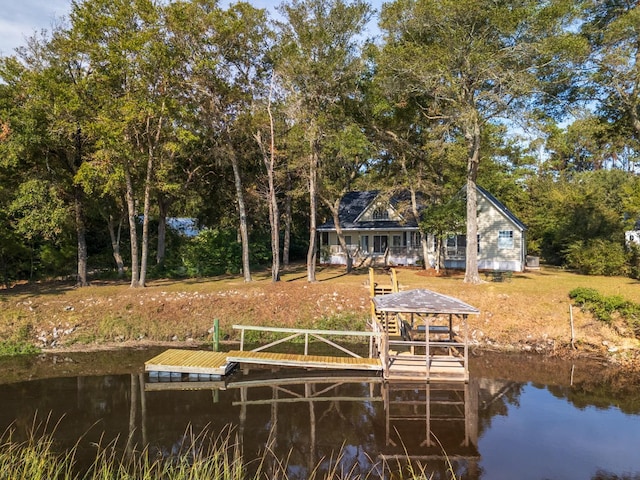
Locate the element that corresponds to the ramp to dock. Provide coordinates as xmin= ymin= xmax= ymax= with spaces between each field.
xmin=226 ymin=350 xmax=382 ymax=371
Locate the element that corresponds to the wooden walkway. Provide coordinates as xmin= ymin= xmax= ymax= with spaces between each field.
xmin=226 ymin=350 xmax=381 ymax=371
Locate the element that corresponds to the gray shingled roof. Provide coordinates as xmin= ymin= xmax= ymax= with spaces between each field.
xmin=318 ymin=190 xmax=419 ymax=231
xmin=372 ymin=289 xmax=479 ymax=315
xmin=317 ymin=186 xmax=526 ymax=233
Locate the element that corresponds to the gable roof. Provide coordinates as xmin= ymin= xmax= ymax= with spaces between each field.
xmin=318 ymin=190 xmax=420 ymax=231
xmin=476 ymin=185 xmax=527 ymax=232
xmin=317 ymin=186 xmax=526 ymax=233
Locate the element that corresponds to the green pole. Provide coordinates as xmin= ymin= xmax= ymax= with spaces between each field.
xmin=213 ymin=318 xmax=220 ymax=352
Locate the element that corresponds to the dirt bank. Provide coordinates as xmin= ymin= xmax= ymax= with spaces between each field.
xmin=2 ymin=265 xmax=639 ymax=368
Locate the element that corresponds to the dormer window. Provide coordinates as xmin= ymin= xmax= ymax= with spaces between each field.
xmin=372 ymin=207 xmax=389 ymax=220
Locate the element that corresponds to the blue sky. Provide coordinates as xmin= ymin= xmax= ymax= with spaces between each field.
xmin=0 ymin=0 xmax=385 ymax=57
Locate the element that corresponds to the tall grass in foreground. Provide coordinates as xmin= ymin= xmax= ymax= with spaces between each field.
xmin=0 ymin=422 xmax=453 ymax=480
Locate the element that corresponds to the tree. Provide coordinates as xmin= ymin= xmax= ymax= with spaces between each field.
xmin=172 ymin=0 xmax=272 ymax=283
xmin=274 ymin=0 xmax=372 ymax=282
xmin=0 ymin=28 xmax=94 ymax=286
xmin=419 ymin=197 xmax=465 ymax=271
xmin=254 ymin=74 xmax=282 ymax=282
xmin=70 ymin=0 xmax=191 ymax=287
xmin=319 ymin=124 xmax=372 ymax=273
xmin=378 ymin=0 xmax=578 ymax=283
xmin=581 ymin=0 xmax=640 ymax=148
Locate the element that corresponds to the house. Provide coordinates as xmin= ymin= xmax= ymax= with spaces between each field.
xmin=625 ymin=220 xmax=640 ymax=247
xmin=317 ymin=186 xmax=527 ymax=271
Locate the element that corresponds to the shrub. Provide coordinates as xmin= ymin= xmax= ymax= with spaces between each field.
xmin=569 ymin=287 xmax=640 ymax=335
xmin=564 ymin=239 xmax=629 ymax=276
xmin=182 ymin=229 xmax=242 ymax=277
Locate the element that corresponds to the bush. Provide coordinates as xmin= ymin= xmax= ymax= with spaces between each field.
xmin=182 ymin=229 xmax=243 ymax=277
xmin=564 ymin=239 xmax=629 ymax=276
xmin=569 ymin=287 xmax=640 ymax=335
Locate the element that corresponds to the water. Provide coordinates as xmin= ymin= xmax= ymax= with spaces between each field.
xmin=1 ymin=350 xmax=639 ymax=479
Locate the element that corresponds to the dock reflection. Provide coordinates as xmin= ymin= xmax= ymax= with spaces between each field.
xmin=143 ymin=369 xmax=507 ymax=478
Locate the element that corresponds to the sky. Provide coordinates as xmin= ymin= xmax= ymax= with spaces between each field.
xmin=0 ymin=0 xmax=385 ymax=57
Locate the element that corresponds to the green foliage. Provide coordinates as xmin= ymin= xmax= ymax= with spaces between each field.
xmin=569 ymin=287 xmax=640 ymax=336
xmin=564 ymin=238 xmax=629 ymax=276
xmin=627 ymin=244 xmax=640 ymax=280
xmin=0 ymin=340 xmax=40 ymax=357
xmin=182 ymin=229 xmax=243 ymax=277
xmin=419 ymin=197 xmax=465 ymax=239
xmin=0 ymin=322 xmax=41 ymax=357
xmin=525 ymin=170 xmax=630 ymax=267
xmin=0 ymin=422 xmax=446 ymax=480
xmin=314 ymin=312 xmax=368 ymax=331
xmin=9 ymin=179 xmax=71 ymax=242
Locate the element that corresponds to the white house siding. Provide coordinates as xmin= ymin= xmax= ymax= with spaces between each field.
xmin=475 ymin=195 xmax=525 ymax=271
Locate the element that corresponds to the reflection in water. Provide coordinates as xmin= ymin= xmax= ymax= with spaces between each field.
xmin=0 ymin=356 xmax=639 ymax=480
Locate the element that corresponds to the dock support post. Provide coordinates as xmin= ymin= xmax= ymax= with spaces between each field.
xmin=213 ymin=318 xmax=220 ymax=352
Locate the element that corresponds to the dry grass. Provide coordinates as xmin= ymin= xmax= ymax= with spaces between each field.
xmin=1 ymin=265 xmax=639 ymax=363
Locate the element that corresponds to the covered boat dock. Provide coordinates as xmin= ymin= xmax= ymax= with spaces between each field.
xmin=371 ymin=289 xmax=479 ymax=381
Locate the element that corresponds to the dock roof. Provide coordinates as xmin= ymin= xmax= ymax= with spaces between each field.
xmin=372 ymin=289 xmax=479 ymax=315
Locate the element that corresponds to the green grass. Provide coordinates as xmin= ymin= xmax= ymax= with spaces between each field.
xmin=0 ymin=422 xmax=445 ymax=480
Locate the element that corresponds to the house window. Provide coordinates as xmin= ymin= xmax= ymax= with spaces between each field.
xmin=498 ymin=230 xmax=514 ymax=249
xmin=447 ymin=234 xmax=466 ymax=257
xmin=372 ymin=207 xmax=389 ymax=220
xmin=410 ymin=231 xmax=421 ymax=247
xmin=373 ymin=235 xmax=388 ymax=253
xmin=392 ymin=235 xmax=402 ymax=247
xmin=345 ymin=235 xmax=352 ymax=245
xmin=361 ymin=235 xmax=369 ymax=252
xmin=321 ymin=232 xmax=329 ymax=246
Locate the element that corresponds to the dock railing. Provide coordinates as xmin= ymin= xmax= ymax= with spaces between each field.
xmin=233 ymin=324 xmax=381 ymax=360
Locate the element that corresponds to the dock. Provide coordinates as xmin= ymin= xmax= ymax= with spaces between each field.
xmin=145 ymin=280 xmax=479 ymax=383
xmin=145 ymin=349 xmax=234 ymax=376
xmin=225 ymin=350 xmax=381 ymax=371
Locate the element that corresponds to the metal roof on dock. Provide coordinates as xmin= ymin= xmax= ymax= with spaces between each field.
xmin=372 ymin=289 xmax=479 ymax=315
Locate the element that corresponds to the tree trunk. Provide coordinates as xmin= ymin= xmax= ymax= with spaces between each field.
xmin=283 ymin=185 xmax=292 ymax=268
xmin=156 ymin=194 xmax=169 ymax=266
xmin=231 ymin=150 xmax=252 ymax=282
xmin=464 ymin=118 xmax=481 ymax=284
xmin=307 ymin=144 xmax=318 ymax=282
xmin=73 ymin=127 xmax=88 ymax=286
xmin=74 ymin=188 xmax=88 ymax=287
xmin=408 ymin=184 xmax=429 ymax=270
xmin=108 ymin=213 xmax=125 ymax=278
xmin=258 ymin=88 xmax=280 ymax=282
xmin=125 ymin=166 xmax=140 ymax=287
xmin=139 ymin=150 xmax=154 ymax=287
xmin=325 ymin=197 xmax=352 ymax=273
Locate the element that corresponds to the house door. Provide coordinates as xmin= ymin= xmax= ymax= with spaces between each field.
xmin=373 ymin=235 xmax=388 ymax=254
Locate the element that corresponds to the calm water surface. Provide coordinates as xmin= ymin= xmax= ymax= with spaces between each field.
xmin=1 ymin=349 xmax=639 ymax=479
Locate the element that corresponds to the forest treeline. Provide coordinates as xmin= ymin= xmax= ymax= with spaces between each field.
xmin=0 ymin=0 xmax=639 ymax=287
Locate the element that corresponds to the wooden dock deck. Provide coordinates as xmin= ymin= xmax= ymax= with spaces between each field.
xmin=145 ymin=349 xmax=235 ymax=377
xmin=386 ymin=354 xmax=467 ymax=382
